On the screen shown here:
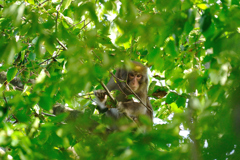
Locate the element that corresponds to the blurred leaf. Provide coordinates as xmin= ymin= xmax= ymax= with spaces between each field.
xmin=166 ymin=38 xmax=178 ymax=57
xmin=7 ymin=67 xmax=18 ymax=82
xmin=199 ymin=9 xmax=211 ymax=33
xmin=38 ymin=95 xmax=53 ymax=111
xmin=61 ymin=0 xmax=72 ymax=11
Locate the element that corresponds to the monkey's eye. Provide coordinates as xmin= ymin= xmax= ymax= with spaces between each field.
xmin=137 ymin=75 xmax=142 ymax=78
xmin=129 ymin=73 xmax=134 ymax=77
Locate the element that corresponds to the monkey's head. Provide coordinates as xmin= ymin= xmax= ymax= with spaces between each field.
xmin=126 ymin=61 xmax=148 ymax=92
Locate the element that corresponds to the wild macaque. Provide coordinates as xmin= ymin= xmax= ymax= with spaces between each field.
xmin=94 ymin=61 xmax=153 ymax=126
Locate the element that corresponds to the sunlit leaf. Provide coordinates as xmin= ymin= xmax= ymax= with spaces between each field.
xmin=27 ymin=0 xmax=34 ymax=5
xmin=197 ymin=3 xmax=209 ymax=10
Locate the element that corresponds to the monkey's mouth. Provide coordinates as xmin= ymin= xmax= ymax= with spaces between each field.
xmin=130 ymin=86 xmax=138 ymax=91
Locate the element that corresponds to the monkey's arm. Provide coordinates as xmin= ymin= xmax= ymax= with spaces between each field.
xmin=146 ymin=98 xmax=153 ymax=121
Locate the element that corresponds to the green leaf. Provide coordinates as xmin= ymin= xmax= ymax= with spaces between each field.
xmin=166 ymin=92 xmax=179 ymax=104
xmin=176 ymin=96 xmax=186 ymax=108
xmin=165 ymin=38 xmax=178 ymax=57
xmin=7 ymin=67 xmax=18 ymax=82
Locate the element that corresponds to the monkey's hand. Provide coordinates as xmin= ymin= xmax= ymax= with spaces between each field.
xmin=94 ymin=90 xmax=107 ymax=103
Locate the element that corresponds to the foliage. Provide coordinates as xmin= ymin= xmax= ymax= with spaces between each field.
xmin=0 ymin=0 xmax=240 ymax=159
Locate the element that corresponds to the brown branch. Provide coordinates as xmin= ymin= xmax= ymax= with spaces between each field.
xmin=39 ymin=0 xmax=49 ymax=6
xmin=99 ymin=81 xmax=116 ymax=103
xmin=70 ymin=18 xmax=89 ymax=29
xmin=56 ymin=38 xmax=68 ymax=50
xmin=80 ymin=21 xmax=91 ymax=30
xmin=39 ymin=54 xmax=60 ymax=65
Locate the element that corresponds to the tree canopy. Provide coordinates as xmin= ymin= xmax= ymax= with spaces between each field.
xmin=1 ymin=0 xmax=240 ymax=159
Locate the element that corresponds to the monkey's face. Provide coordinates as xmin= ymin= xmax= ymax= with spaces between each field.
xmin=128 ymin=72 xmax=142 ymax=91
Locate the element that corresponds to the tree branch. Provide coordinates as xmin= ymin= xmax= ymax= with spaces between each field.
xmin=99 ymin=81 xmax=116 ymax=103
xmin=56 ymin=38 xmax=68 ymax=50
xmin=80 ymin=21 xmax=91 ymax=30
xmin=39 ymin=0 xmax=49 ymax=6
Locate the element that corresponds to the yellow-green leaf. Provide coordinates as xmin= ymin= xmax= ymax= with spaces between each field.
xmin=27 ymin=0 xmax=34 ymax=5
xmin=197 ymin=3 xmax=209 ymax=10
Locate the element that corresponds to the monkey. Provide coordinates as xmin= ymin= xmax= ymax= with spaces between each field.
xmin=94 ymin=61 xmax=153 ymax=127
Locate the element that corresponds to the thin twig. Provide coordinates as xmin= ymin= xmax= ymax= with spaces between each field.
xmin=42 ymin=112 xmax=56 ymax=117
xmin=109 ymin=72 xmax=128 ymax=97
xmin=69 ymin=18 xmax=88 ymax=29
xmin=92 ymin=51 xmax=102 ymax=63
xmin=39 ymin=54 xmax=59 ymax=65
xmin=80 ymin=21 xmax=91 ymax=30
xmin=56 ymin=38 xmax=68 ymax=50
xmin=39 ymin=0 xmax=49 ymax=6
